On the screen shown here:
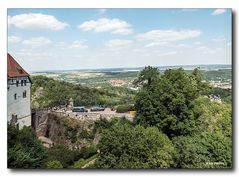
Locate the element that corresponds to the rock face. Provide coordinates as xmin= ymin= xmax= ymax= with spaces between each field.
xmin=32 ymin=108 xmax=135 ymax=149
xmin=32 ymin=109 xmax=96 ymax=149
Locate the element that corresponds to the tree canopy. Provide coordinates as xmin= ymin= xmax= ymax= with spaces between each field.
xmin=173 ymin=131 xmax=232 ymax=168
xmin=135 ymin=67 xmax=209 ymax=137
xmin=95 ymin=122 xmax=175 ymax=168
xmin=8 ymin=125 xmax=47 ymax=168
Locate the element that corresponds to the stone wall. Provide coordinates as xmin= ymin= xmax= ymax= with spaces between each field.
xmin=51 ymin=111 xmax=134 ymax=122
xmin=31 ymin=108 xmax=135 ymax=148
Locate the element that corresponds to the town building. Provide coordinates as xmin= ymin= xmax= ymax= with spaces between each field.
xmin=7 ymin=53 xmax=32 ymax=128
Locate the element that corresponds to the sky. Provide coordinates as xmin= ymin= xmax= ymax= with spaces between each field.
xmin=8 ymin=8 xmax=232 ymax=72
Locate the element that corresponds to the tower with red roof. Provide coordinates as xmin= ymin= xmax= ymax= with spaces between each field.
xmin=7 ymin=53 xmax=31 ymax=128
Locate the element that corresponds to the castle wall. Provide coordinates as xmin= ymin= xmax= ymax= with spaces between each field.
xmin=7 ymin=78 xmax=31 ymax=128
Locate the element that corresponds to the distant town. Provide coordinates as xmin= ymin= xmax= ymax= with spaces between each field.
xmin=31 ymin=64 xmax=232 ymax=90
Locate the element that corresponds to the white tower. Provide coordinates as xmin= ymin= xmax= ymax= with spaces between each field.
xmin=7 ymin=53 xmax=32 ymax=129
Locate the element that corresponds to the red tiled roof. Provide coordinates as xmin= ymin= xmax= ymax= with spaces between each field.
xmin=7 ymin=53 xmax=30 ymax=78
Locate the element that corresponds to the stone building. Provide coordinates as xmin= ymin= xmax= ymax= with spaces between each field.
xmin=7 ymin=53 xmax=31 ymax=128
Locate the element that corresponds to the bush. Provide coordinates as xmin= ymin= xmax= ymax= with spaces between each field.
xmin=47 ymin=160 xmax=63 ymax=169
xmin=78 ymin=130 xmax=94 ymax=140
xmin=72 ymin=159 xmax=85 ymax=168
xmin=95 ymin=123 xmax=175 ymax=168
xmin=80 ymin=145 xmax=98 ymax=159
xmin=116 ymin=104 xmax=134 ymax=113
xmin=46 ymin=145 xmax=81 ymax=168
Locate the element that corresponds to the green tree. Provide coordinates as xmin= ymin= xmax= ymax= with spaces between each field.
xmin=193 ymin=97 xmax=232 ymax=137
xmin=47 ymin=160 xmax=63 ymax=169
xmin=135 ymin=68 xmax=203 ymax=137
xmin=95 ymin=123 xmax=175 ymax=168
xmin=173 ymin=131 xmax=232 ymax=168
xmin=8 ymin=125 xmax=47 ymax=168
xmin=133 ymin=66 xmax=160 ymax=87
xmin=46 ymin=145 xmax=81 ymax=168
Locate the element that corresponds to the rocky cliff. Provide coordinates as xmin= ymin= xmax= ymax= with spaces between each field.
xmin=32 ymin=109 xmax=99 ymax=149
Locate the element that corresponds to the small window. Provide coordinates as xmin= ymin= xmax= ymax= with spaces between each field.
xmin=16 ymin=80 xmax=19 ymax=87
xmin=21 ymin=80 xmax=24 ymax=86
xmin=14 ymin=94 xmax=17 ymax=100
xmin=23 ymin=91 xmax=27 ymax=98
xmin=24 ymin=80 xmax=27 ymax=86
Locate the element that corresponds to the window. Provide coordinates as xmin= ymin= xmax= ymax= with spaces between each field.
xmin=16 ymin=80 xmax=19 ymax=87
xmin=14 ymin=94 xmax=17 ymax=100
xmin=23 ymin=91 xmax=27 ymax=98
xmin=21 ymin=80 xmax=24 ymax=86
xmin=24 ymin=80 xmax=27 ymax=86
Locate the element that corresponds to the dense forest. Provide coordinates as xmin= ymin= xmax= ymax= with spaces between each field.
xmin=8 ymin=66 xmax=232 ymax=169
xmin=31 ymin=75 xmax=136 ymax=108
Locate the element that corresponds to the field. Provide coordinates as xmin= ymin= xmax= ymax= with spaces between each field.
xmin=31 ymin=64 xmax=232 ymax=90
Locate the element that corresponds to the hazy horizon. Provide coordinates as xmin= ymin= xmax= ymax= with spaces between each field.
xmin=29 ymin=63 xmax=231 ymax=73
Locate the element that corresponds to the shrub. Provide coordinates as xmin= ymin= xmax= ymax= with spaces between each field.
xmin=116 ymin=104 xmax=134 ymax=113
xmin=95 ymin=123 xmax=175 ymax=168
xmin=80 ymin=145 xmax=98 ymax=159
xmin=47 ymin=160 xmax=63 ymax=169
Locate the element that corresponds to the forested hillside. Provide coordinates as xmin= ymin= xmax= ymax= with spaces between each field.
xmin=31 ymin=75 xmax=135 ymax=108
xmin=8 ymin=66 xmax=232 ymax=169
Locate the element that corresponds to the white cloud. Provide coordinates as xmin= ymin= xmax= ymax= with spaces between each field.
xmin=78 ymin=18 xmax=133 ymax=35
xmin=8 ymin=36 xmax=21 ymax=43
xmin=8 ymin=13 xmax=69 ymax=31
xmin=69 ymin=40 xmax=88 ymax=49
xmin=104 ymin=39 xmax=133 ymax=48
xmin=196 ymin=46 xmax=207 ymax=51
xmin=212 ymin=36 xmax=226 ymax=42
xmin=17 ymin=51 xmax=54 ymax=58
xmin=211 ymin=9 xmax=226 ymax=15
xmin=144 ymin=42 xmax=169 ymax=48
xmin=157 ymin=51 xmax=178 ymax=57
xmin=22 ymin=37 xmax=52 ymax=47
xmin=136 ymin=29 xmax=201 ymax=42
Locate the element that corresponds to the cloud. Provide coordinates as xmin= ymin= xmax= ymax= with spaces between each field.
xmin=16 ymin=51 xmax=54 ymax=58
xmin=157 ymin=51 xmax=178 ymax=57
xmin=196 ymin=46 xmax=207 ymax=51
xmin=136 ymin=29 xmax=201 ymax=42
xmin=104 ymin=39 xmax=133 ymax=48
xmin=144 ymin=42 xmax=169 ymax=48
xmin=69 ymin=40 xmax=88 ymax=49
xmin=22 ymin=37 xmax=52 ymax=47
xmin=8 ymin=36 xmax=21 ymax=43
xmin=8 ymin=13 xmax=69 ymax=31
xmin=212 ymin=36 xmax=226 ymax=42
xmin=78 ymin=18 xmax=133 ymax=35
xmin=211 ymin=9 xmax=226 ymax=15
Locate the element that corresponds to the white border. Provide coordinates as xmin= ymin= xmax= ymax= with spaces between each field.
xmin=0 ymin=0 xmax=238 ymax=176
